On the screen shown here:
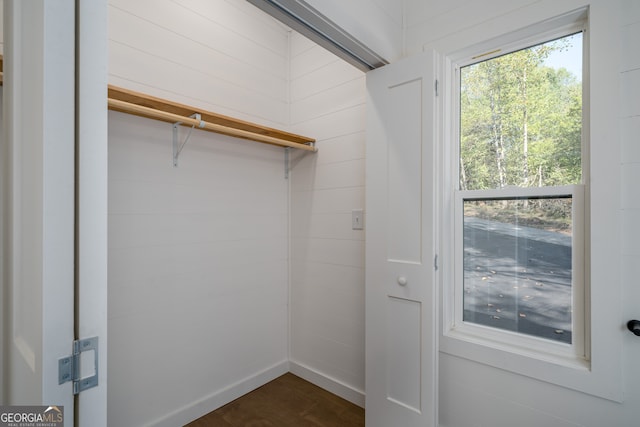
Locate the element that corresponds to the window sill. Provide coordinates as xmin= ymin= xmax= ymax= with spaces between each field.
xmin=440 ymin=326 xmax=624 ymax=402
xmin=443 ymin=325 xmax=590 ymax=372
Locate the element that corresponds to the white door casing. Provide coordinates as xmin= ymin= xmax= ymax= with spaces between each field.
xmin=365 ymin=50 xmax=438 ymax=427
xmin=75 ymin=1 xmax=108 ymax=425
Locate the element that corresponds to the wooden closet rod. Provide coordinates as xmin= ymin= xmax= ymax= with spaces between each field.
xmin=108 ymin=97 xmax=316 ymax=152
xmin=108 ymin=85 xmax=317 ymax=152
xmin=0 ymin=54 xmax=316 ymax=152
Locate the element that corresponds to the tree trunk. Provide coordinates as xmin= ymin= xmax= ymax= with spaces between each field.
xmin=522 ymin=66 xmax=529 ymax=187
xmin=460 ymin=156 xmax=467 ymax=190
xmin=489 ymin=78 xmax=507 ymax=189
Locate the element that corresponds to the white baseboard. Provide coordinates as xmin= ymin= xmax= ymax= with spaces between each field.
xmin=288 ymin=361 xmax=366 ymax=408
xmin=146 ymin=360 xmax=365 ymax=426
xmin=149 ymin=360 xmax=289 ymax=427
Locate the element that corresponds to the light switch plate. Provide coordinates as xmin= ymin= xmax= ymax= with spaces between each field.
xmin=352 ymin=209 xmax=364 ymax=230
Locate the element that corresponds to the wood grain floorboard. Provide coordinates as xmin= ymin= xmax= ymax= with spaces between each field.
xmin=185 ymin=373 xmax=364 ymax=427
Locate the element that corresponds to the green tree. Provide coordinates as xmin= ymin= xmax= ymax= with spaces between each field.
xmin=460 ymin=37 xmax=582 ymax=190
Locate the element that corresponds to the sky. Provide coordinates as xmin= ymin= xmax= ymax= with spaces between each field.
xmin=542 ymin=32 xmax=583 ymax=81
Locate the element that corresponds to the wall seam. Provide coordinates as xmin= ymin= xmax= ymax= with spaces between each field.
xmin=286 ymin=28 xmax=293 ymax=364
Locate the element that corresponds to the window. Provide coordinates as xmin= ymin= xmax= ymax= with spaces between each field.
xmin=449 ymin=29 xmax=587 ymax=362
xmin=440 ymin=8 xmax=624 ymax=402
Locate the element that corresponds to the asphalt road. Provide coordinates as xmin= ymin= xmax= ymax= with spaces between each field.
xmin=463 ymin=217 xmax=572 ymax=344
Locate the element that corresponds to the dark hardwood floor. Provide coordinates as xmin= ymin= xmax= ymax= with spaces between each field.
xmin=185 ymin=373 xmax=365 ymax=427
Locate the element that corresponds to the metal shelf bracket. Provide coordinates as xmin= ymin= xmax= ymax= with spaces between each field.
xmin=284 ymin=147 xmax=290 ymax=179
xmin=173 ymin=113 xmax=205 ymax=167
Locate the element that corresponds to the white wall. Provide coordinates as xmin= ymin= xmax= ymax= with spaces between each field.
xmin=620 ymin=0 xmax=640 ymax=421
xmin=0 ymin=3 xmax=3 ymax=55
xmin=401 ymin=0 xmax=640 ymax=425
xmin=287 ymin=32 xmax=367 ymax=406
xmin=305 ymin=0 xmax=404 ymax=62
xmin=108 ymin=0 xmax=289 ymax=128
xmin=404 ymin=0 xmax=590 ymax=56
xmin=107 ymin=1 xmax=292 ymax=425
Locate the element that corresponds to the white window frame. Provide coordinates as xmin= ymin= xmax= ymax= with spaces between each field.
xmin=437 ymin=9 xmax=613 ymax=395
xmin=453 ymin=185 xmax=586 ymax=366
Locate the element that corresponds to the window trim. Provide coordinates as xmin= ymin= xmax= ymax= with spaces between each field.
xmin=452 ymin=184 xmax=587 ymax=366
xmin=436 ymin=8 xmax=617 ymax=397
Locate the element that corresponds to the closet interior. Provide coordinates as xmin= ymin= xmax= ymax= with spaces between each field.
xmin=105 ymin=1 xmax=366 ymax=425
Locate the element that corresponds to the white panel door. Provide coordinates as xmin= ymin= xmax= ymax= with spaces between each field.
xmin=365 ymin=50 xmax=438 ymax=427
xmin=3 ymin=1 xmax=108 ymax=425
xmin=3 ymin=0 xmax=76 ymax=420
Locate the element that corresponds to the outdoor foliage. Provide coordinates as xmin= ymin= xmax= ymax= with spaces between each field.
xmin=460 ymin=35 xmax=582 ymax=191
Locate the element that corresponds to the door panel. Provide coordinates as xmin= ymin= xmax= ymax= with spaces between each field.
xmin=3 ymin=0 xmax=76 ymax=416
xmin=3 ymin=2 xmax=108 ymax=425
xmin=386 ymin=296 xmax=422 ymax=412
xmin=366 ymin=50 xmax=438 ymax=427
xmin=387 ymin=79 xmax=423 ymax=264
